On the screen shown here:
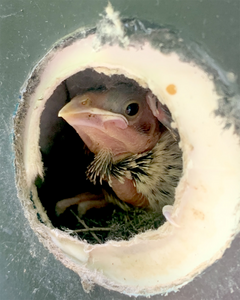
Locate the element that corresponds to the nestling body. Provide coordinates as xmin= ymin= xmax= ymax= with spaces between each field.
xmin=55 ymin=83 xmax=182 ymax=217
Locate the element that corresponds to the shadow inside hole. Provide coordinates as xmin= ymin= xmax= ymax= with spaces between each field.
xmin=36 ymin=68 xmax=171 ymax=244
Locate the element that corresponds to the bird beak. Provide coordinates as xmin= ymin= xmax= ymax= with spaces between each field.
xmin=58 ymin=98 xmax=86 ymax=117
xmin=58 ymin=97 xmax=129 ymax=130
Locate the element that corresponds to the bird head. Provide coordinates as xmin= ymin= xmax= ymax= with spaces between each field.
xmin=58 ymin=84 xmax=163 ymax=159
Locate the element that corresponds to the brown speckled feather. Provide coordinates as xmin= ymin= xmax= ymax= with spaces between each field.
xmin=86 ymin=130 xmax=182 ymax=211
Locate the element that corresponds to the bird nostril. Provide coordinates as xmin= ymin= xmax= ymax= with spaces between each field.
xmin=81 ymin=98 xmax=89 ymax=105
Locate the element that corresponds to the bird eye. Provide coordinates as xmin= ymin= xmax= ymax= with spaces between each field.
xmin=125 ymin=102 xmax=139 ymax=116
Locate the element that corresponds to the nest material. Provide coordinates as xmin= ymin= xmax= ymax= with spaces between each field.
xmin=58 ymin=205 xmax=165 ymax=244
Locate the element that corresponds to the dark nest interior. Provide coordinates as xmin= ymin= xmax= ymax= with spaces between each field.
xmin=35 ymin=68 xmax=180 ymax=244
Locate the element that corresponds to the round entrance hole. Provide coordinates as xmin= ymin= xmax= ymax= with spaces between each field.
xmin=37 ymin=68 xmax=182 ymax=244
xmin=14 ymin=6 xmax=240 ymax=297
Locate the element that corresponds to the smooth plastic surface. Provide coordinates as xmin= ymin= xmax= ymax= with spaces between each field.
xmin=0 ymin=0 xmax=240 ymax=299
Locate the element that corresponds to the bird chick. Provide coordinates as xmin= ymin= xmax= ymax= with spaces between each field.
xmin=55 ymin=84 xmax=182 ymax=217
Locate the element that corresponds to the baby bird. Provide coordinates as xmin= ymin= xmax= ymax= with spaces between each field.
xmin=55 ymin=83 xmax=182 ymax=217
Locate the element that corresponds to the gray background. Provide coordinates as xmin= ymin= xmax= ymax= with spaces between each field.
xmin=0 ymin=0 xmax=240 ymax=299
